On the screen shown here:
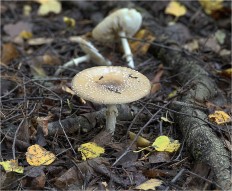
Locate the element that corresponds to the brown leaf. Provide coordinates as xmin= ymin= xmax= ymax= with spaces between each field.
xmin=143 ymin=169 xmax=177 ymax=178
xmin=1 ymin=43 xmax=19 ymax=65
xmin=150 ymin=65 xmax=164 ymax=94
xmin=148 ymin=151 xmax=170 ymax=163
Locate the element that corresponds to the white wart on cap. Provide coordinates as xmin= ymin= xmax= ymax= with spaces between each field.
xmin=71 ymin=66 xmax=151 ymax=104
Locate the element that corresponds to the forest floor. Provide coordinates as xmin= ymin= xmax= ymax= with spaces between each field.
xmin=1 ymin=1 xmax=231 ymax=190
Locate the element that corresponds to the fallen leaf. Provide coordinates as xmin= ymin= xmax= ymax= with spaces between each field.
xmin=3 ymin=21 xmax=32 ymax=38
xmin=184 ymin=40 xmax=199 ymax=52
xmin=208 ymin=110 xmax=231 ymax=125
xmin=36 ymin=113 xmax=53 ymax=136
xmin=63 ymin=16 xmax=76 ymax=28
xmin=150 ymin=65 xmax=163 ymax=94
xmin=19 ymin=30 xmax=33 ymax=39
xmin=23 ymin=5 xmax=32 ymax=16
xmin=0 ymin=160 xmax=24 ymax=173
xmin=26 ymin=144 xmax=56 ymax=166
xmin=199 ymin=37 xmax=221 ymax=53
xmin=78 ymin=142 xmax=105 ymax=161
xmin=165 ymin=1 xmax=187 ymax=18
xmin=1 ymin=43 xmax=19 ymax=65
xmin=135 ymin=178 xmax=163 ymax=190
xmin=199 ymin=0 xmax=223 ymax=15
xmin=152 ymin=136 xmax=180 ymax=153
xmin=168 ymin=90 xmax=177 ymax=99
xmin=144 ymin=168 xmax=176 ymax=178
xmin=152 ymin=136 xmax=170 ymax=151
xmin=130 ymin=29 xmax=156 ymax=55
xmin=129 ymin=131 xmax=151 ymax=147
xmin=148 ymin=152 xmax=171 ymax=163
xmin=35 ymin=0 xmax=62 ymax=16
xmin=217 ymin=68 xmax=232 ymax=78
xmin=215 ymin=30 xmax=226 ymax=44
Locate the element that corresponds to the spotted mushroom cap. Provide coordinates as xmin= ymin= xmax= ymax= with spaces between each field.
xmin=71 ymin=66 xmax=151 ymax=104
xmin=71 ymin=37 xmax=111 ymax=66
xmin=92 ymin=8 xmax=142 ymax=42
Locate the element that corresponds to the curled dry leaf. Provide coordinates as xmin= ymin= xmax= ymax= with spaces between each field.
xmin=129 ymin=131 xmax=151 ymax=147
xmin=36 ymin=113 xmax=53 ymax=136
xmin=1 ymin=43 xmax=19 ymax=65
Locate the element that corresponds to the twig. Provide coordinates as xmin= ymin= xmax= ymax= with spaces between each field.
xmin=112 ymin=101 xmax=171 ymax=166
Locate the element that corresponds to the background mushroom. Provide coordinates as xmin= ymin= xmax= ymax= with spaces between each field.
xmin=71 ymin=66 xmax=151 ymax=134
xmin=92 ymin=8 xmax=142 ymax=69
xmin=55 ymin=37 xmax=111 ymax=76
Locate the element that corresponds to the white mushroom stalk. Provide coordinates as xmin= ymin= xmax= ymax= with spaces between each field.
xmin=105 ymin=104 xmax=118 ymax=134
xmin=92 ymin=8 xmax=142 ymax=69
xmin=71 ymin=66 xmax=151 ymax=135
xmin=55 ymin=37 xmax=111 ymax=76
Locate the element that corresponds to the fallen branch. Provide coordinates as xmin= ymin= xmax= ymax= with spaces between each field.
xmin=142 ymin=10 xmax=231 ymax=190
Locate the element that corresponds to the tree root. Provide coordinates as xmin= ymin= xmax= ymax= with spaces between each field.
xmin=142 ymin=11 xmax=231 ymax=190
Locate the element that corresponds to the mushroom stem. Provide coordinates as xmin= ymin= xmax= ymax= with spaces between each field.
xmin=105 ymin=104 xmax=118 ymax=134
xmin=118 ymin=31 xmax=134 ymax=68
xmin=55 ymin=55 xmax=90 ymax=76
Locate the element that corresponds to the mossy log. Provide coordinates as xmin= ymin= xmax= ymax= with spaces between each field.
xmin=142 ymin=12 xmax=231 ymax=190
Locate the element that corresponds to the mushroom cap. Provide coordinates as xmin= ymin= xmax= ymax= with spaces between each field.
xmin=92 ymin=8 xmax=142 ymax=42
xmin=70 ymin=37 xmax=111 ymax=66
xmin=72 ymin=66 xmax=151 ymax=104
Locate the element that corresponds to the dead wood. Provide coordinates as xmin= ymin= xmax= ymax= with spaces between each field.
xmin=141 ymin=11 xmax=231 ymax=190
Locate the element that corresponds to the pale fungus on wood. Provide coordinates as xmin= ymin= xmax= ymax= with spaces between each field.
xmin=71 ymin=66 xmax=151 ymax=135
xmin=92 ymin=8 xmax=142 ymax=69
xmin=55 ymin=37 xmax=111 ymax=76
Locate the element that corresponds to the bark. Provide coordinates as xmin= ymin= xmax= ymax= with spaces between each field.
xmin=142 ymin=11 xmax=231 ymax=190
xmin=47 ymin=104 xmax=135 ymax=135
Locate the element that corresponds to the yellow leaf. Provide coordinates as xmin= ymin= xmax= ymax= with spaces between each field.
xmin=129 ymin=131 xmax=151 ymax=147
xmin=199 ymin=0 xmax=223 ymax=15
xmin=135 ymin=178 xmax=162 ymax=190
xmin=0 ymin=160 xmax=24 ymax=173
xmin=130 ymin=29 xmax=156 ymax=55
xmin=152 ymin=136 xmax=170 ymax=151
xmin=217 ymin=68 xmax=232 ymax=79
xmin=19 ymin=30 xmax=33 ymax=39
xmin=35 ymin=0 xmax=61 ymax=16
xmin=78 ymin=142 xmax=105 ymax=161
xmin=63 ymin=16 xmax=76 ymax=28
xmin=26 ymin=144 xmax=56 ymax=166
xmin=152 ymin=136 xmax=180 ymax=153
xmin=165 ymin=140 xmax=180 ymax=152
xmin=208 ymin=110 xmax=231 ymax=125
xmin=165 ymin=1 xmax=187 ymax=17
xmin=168 ymin=90 xmax=177 ymax=99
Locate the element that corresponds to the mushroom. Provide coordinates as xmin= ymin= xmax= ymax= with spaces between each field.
xmin=92 ymin=8 xmax=142 ymax=69
xmin=71 ymin=66 xmax=151 ymax=135
xmin=55 ymin=37 xmax=111 ymax=76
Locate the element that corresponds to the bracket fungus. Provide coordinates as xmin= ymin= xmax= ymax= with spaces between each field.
xmin=71 ymin=66 xmax=151 ymax=135
xmin=55 ymin=37 xmax=111 ymax=76
xmin=92 ymin=8 xmax=142 ymax=69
